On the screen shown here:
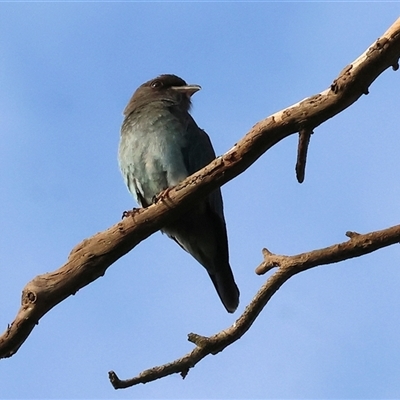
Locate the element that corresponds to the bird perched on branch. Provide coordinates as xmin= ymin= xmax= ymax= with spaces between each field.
xmin=118 ymin=74 xmax=239 ymax=313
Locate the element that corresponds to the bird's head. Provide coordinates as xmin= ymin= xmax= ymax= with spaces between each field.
xmin=123 ymin=74 xmax=201 ymax=117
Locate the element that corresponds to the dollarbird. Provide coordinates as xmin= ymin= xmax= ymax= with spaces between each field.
xmin=118 ymin=74 xmax=239 ymax=313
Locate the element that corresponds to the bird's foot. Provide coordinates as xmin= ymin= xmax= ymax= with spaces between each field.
xmin=152 ymin=187 xmax=173 ymax=204
xmin=121 ymin=208 xmax=139 ymax=219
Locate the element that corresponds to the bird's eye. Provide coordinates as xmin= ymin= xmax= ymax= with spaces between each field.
xmin=151 ymin=80 xmax=162 ymax=88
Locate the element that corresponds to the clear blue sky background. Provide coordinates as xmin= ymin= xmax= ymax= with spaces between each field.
xmin=1 ymin=3 xmax=400 ymax=399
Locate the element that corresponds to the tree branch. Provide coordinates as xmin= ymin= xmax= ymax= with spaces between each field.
xmin=109 ymin=224 xmax=400 ymax=388
xmin=1 ymin=17 xmax=399 ymax=371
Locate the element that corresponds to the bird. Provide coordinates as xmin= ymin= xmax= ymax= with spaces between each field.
xmin=118 ymin=74 xmax=239 ymax=313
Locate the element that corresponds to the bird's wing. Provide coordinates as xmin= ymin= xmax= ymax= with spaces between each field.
xmin=169 ymin=116 xmax=239 ymax=312
xmin=181 ymin=116 xmax=225 ymax=218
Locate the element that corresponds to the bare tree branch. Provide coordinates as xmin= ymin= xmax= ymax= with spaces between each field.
xmin=109 ymin=224 xmax=400 ymax=388
xmin=1 ymin=16 xmax=399 ymax=380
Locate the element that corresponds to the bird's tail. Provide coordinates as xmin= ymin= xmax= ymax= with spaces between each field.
xmin=209 ymin=265 xmax=240 ymax=313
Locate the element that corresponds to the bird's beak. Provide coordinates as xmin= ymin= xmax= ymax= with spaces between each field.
xmin=171 ymin=84 xmax=201 ymax=98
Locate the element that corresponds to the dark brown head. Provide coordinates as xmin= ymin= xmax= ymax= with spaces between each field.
xmin=123 ymin=74 xmax=201 ymax=117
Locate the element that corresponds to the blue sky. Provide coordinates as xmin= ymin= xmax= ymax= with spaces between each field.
xmin=1 ymin=3 xmax=400 ymax=399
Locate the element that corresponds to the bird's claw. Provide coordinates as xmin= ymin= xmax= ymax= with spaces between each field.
xmin=121 ymin=208 xmax=138 ymax=219
xmin=152 ymin=187 xmax=173 ymax=204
